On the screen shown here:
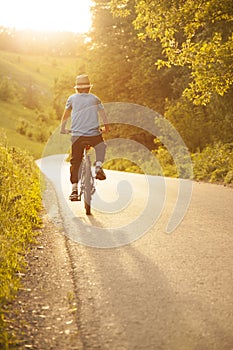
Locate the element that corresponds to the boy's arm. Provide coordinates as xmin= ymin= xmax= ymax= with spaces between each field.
xmin=99 ymin=109 xmax=109 ymax=133
xmin=60 ymin=108 xmax=71 ymax=134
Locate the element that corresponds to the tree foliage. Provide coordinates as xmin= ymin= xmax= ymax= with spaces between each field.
xmin=111 ymin=0 xmax=233 ymax=105
xmin=192 ymin=142 xmax=233 ymax=183
xmin=87 ymin=0 xmax=136 ymax=101
xmin=0 ymin=0 xmax=232 ymax=159
xmin=83 ymin=0 xmax=174 ymax=114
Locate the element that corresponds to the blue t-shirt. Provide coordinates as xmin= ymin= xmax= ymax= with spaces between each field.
xmin=65 ymin=93 xmax=104 ymax=136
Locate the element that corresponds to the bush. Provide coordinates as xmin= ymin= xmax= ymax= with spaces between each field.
xmin=104 ymin=142 xmax=232 ymax=184
xmin=16 ymin=117 xmax=50 ymax=143
xmin=0 ymin=77 xmax=16 ymax=102
xmin=0 ymin=136 xmax=42 ymax=347
xmin=16 ymin=118 xmax=29 ymax=136
xmin=192 ymin=142 xmax=233 ymax=184
xmin=152 ymin=147 xmax=177 ymax=177
xmin=104 ymin=158 xmax=142 ymax=173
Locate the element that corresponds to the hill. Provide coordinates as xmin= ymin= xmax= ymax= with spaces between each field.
xmin=0 ymin=50 xmax=78 ymax=158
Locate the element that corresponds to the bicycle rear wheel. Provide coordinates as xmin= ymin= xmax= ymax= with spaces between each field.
xmin=84 ymin=157 xmax=92 ymax=215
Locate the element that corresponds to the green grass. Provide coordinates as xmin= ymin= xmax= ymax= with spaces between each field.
xmin=0 ymin=137 xmax=42 ymax=348
xmin=0 ymin=102 xmax=44 ymax=158
xmin=0 ymin=50 xmax=79 ymax=158
xmin=0 ymin=50 xmax=78 ymax=90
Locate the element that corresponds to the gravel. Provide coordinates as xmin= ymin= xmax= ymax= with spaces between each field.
xmin=5 ymin=211 xmax=83 ymax=350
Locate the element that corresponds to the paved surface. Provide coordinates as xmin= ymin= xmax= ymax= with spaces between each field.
xmin=37 ymin=155 xmax=233 ymax=350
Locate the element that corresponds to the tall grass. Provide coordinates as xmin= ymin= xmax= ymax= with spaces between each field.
xmin=0 ymin=134 xmax=42 ymax=348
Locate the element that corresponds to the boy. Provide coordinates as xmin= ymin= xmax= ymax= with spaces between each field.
xmin=60 ymin=74 xmax=109 ymax=201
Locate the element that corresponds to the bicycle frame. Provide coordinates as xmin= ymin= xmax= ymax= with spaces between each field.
xmin=79 ymin=145 xmax=95 ymax=215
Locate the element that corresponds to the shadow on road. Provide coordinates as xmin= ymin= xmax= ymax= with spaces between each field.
xmin=68 ymin=215 xmax=233 ymax=350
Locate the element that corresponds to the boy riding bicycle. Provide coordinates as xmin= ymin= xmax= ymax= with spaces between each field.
xmin=60 ymin=74 xmax=109 ymax=201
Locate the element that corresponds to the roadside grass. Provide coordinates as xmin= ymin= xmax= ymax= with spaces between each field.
xmin=4 ymin=128 xmax=45 ymax=160
xmin=0 ymin=134 xmax=42 ymax=348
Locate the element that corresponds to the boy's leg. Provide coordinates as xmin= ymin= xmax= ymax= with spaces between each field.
xmin=91 ymin=135 xmax=107 ymax=180
xmin=69 ymin=137 xmax=84 ymax=201
xmin=89 ymin=134 xmax=106 ymax=162
xmin=94 ymin=142 xmax=107 ymax=164
xmin=70 ymin=136 xmax=84 ymax=185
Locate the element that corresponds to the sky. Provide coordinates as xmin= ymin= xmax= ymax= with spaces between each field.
xmin=0 ymin=0 xmax=93 ymax=33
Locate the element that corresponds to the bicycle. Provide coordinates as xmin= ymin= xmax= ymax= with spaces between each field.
xmin=79 ymin=142 xmax=96 ymax=215
xmin=63 ymin=129 xmax=106 ymax=215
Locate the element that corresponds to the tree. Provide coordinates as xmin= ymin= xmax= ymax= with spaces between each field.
xmin=111 ymin=0 xmax=233 ymax=105
xmin=87 ymin=0 xmax=135 ymax=102
xmin=87 ymin=0 xmax=176 ymax=115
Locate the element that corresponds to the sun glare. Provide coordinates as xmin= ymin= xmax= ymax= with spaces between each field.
xmin=0 ymin=0 xmax=92 ymax=33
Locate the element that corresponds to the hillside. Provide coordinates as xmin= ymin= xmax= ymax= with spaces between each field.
xmin=0 ymin=50 xmax=78 ymax=158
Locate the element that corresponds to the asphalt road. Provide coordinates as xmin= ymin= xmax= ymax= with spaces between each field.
xmin=37 ymin=155 xmax=233 ymax=350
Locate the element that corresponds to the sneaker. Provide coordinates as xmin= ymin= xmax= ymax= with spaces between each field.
xmin=95 ymin=166 xmax=106 ymax=180
xmin=69 ymin=190 xmax=81 ymax=201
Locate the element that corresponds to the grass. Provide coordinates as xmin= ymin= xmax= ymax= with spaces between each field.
xmin=0 ymin=50 xmax=78 ymax=90
xmin=0 ymin=136 xmax=42 ymax=348
xmin=0 ymin=102 xmax=44 ymax=158
xmin=0 ymin=50 xmax=79 ymax=159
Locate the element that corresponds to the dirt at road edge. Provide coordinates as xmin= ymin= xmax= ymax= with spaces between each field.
xmin=5 ymin=186 xmax=84 ymax=349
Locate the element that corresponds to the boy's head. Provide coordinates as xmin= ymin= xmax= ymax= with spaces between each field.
xmin=74 ymin=74 xmax=92 ymax=93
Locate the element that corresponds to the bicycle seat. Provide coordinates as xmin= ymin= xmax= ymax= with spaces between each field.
xmin=81 ymin=141 xmax=92 ymax=150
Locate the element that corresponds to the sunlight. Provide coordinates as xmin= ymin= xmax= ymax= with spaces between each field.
xmin=0 ymin=0 xmax=92 ymax=33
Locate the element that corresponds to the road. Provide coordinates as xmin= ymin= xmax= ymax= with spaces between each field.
xmin=37 ymin=154 xmax=233 ymax=350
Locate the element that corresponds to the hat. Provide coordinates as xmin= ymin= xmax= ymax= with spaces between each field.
xmin=74 ymin=74 xmax=93 ymax=89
